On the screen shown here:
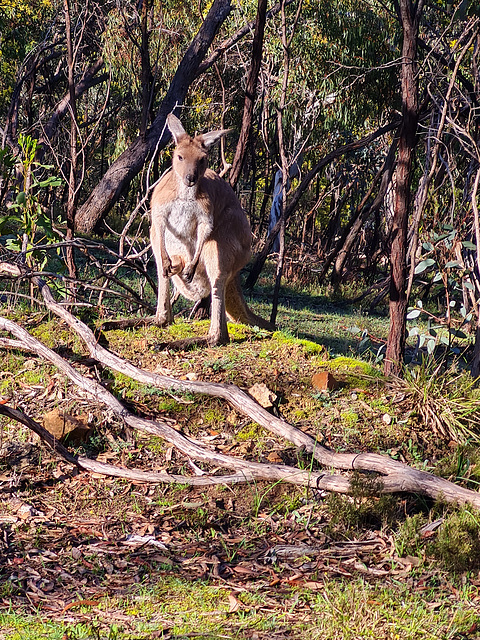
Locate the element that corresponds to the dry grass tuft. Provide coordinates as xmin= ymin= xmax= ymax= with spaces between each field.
xmin=388 ymin=360 xmax=480 ymax=443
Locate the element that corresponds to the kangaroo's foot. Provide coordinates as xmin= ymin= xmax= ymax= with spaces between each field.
xmin=154 ymin=311 xmax=173 ymax=327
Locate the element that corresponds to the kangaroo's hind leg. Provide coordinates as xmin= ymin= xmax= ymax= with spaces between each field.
xmin=151 ymin=222 xmax=174 ymax=325
xmin=203 ymin=242 xmax=229 ymax=346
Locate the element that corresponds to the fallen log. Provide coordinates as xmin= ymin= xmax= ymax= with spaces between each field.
xmin=0 ymin=327 xmax=349 ymax=491
xmin=1 ymin=262 xmax=480 ymax=508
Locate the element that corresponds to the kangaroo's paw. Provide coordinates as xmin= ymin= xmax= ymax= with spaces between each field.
xmin=182 ymin=261 xmax=198 ymax=283
xmin=162 ymin=259 xmax=173 ymax=278
xmin=206 ymin=332 xmax=229 ymax=347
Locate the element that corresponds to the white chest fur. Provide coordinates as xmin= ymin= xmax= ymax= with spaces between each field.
xmin=162 ymin=189 xmax=213 ymax=257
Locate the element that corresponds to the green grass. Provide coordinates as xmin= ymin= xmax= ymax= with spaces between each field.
xmin=1 ymin=576 xmax=478 ymax=639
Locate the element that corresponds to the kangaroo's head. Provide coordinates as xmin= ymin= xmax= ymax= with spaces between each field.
xmin=167 ymin=113 xmax=230 ymax=189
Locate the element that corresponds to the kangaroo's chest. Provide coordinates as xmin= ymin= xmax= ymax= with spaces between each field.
xmin=167 ymin=199 xmax=205 ymax=237
xmin=164 ymin=197 xmax=213 ymax=251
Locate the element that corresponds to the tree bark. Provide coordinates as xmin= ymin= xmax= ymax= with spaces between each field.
xmin=384 ymin=0 xmax=423 ymax=376
xmin=75 ymin=0 xmax=232 ymax=234
xmin=229 ymin=0 xmax=268 ymax=188
xmin=64 ymin=0 xmax=78 ymax=286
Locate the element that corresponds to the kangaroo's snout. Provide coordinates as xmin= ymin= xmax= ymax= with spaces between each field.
xmin=184 ymin=172 xmax=198 ymax=187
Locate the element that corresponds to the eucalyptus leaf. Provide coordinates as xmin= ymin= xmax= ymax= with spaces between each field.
xmin=406 ymin=309 xmax=421 ymax=320
xmin=16 ymin=192 xmax=26 ymax=206
xmin=414 ymin=259 xmax=436 ymax=274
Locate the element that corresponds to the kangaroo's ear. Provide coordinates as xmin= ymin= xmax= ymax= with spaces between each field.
xmin=199 ymin=129 xmax=231 ymax=149
xmin=167 ymin=113 xmax=188 ymax=145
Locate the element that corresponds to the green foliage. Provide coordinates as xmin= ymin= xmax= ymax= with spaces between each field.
xmin=391 ymin=361 xmax=480 ymax=443
xmin=407 ymin=224 xmax=475 ymax=359
xmin=324 ymin=484 xmax=398 ymax=538
xmin=272 ymin=330 xmax=326 ymax=356
xmin=0 ymin=134 xmax=63 ymax=271
xmin=0 ymin=0 xmax=55 ymax=114
xmin=395 ymin=512 xmax=426 ymax=558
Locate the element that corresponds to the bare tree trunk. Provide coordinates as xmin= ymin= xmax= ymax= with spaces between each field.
xmin=384 ymin=0 xmax=423 ymax=377
xmin=64 ymin=0 xmax=78 ymax=287
xmin=229 ymin=0 xmax=268 ymax=188
xmin=269 ymin=0 xmax=303 ymax=324
xmin=140 ymin=0 xmax=153 ymax=138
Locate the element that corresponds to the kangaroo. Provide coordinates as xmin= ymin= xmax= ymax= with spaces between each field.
xmin=150 ymin=113 xmax=274 ymax=346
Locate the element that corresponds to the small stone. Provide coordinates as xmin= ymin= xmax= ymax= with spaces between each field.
xmin=382 ymin=413 xmax=392 ymax=425
xmin=267 ymin=451 xmax=283 ymax=464
xmin=248 ymin=383 xmax=277 ymax=408
xmin=71 ymin=547 xmax=82 ymax=560
xmin=312 ymin=371 xmax=339 ymax=391
xmin=43 ymin=408 xmax=91 ymax=443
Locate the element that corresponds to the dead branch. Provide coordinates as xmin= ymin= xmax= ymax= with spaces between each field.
xmin=0 ymin=403 xmax=255 ymax=487
xmin=0 ymin=326 xmax=347 ymax=491
xmin=2 ymin=262 xmax=480 ymax=508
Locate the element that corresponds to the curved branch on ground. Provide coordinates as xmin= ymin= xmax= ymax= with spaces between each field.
xmin=1 ymin=262 xmax=480 ymax=508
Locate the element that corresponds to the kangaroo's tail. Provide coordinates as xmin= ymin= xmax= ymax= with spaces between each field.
xmin=225 ymin=276 xmax=275 ymax=331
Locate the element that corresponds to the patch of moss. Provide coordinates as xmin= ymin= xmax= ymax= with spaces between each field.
xmin=22 ymin=369 xmax=48 ymax=385
xmin=226 ymin=322 xmax=249 ymax=340
xmin=31 ymin=321 xmax=72 ymax=349
xmin=272 ymin=330 xmax=326 ymax=356
xmin=324 ymin=481 xmax=399 ymax=538
xmin=0 ymin=378 xmax=13 ymax=393
xmin=395 ymin=513 xmax=426 ymax=558
xmin=203 ymin=407 xmax=224 ymax=425
xmin=168 ymin=320 xmax=209 ymax=340
xmin=157 ymin=398 xmax=184 ymax=413
xmin=430 ymin=508 xmax=480 ymax=573
xmin=112 ymin=372 xmax=145 ymax=398
xmin=341 ymin=410 xmax=359 ymax=428
xmin=313 ymin=355 xmax=382 ymax=389
xmin=236 ymin=422 xmax=265 ymax=441
xmin=325 ymin=356 xmax=379 ymax=376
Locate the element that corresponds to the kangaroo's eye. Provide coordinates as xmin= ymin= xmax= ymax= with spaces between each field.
xmin=178 ymin=155 xmax=183 ymax=161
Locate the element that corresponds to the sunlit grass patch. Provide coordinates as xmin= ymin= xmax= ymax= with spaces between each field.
xmin=2 ymin=576 xmax=478 ymax=640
